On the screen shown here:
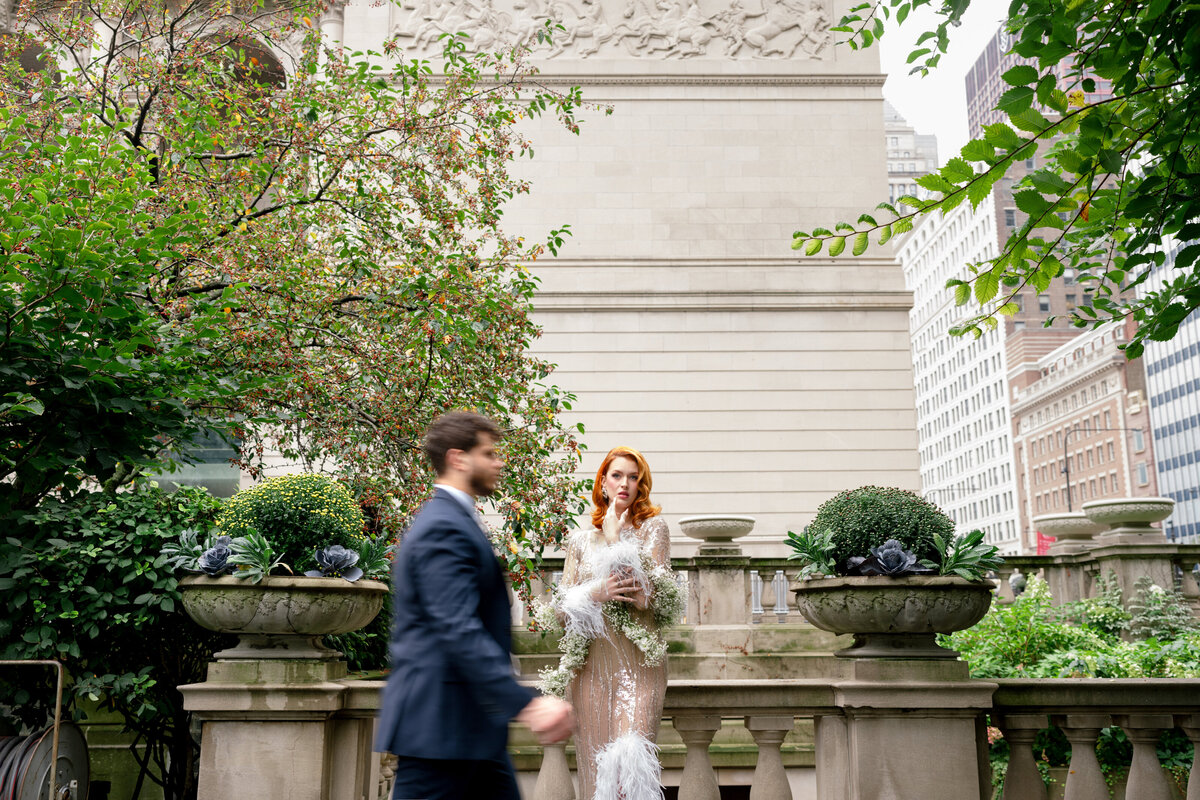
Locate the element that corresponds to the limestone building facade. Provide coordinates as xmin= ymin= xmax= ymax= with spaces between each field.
xmin=338 ymin=0 xmax=922 ymax=553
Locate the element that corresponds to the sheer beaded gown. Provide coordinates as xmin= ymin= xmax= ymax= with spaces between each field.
xmin=556 ymin=513 xmax=670 ymax=800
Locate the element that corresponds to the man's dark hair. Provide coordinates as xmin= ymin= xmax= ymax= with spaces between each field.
xmin=424 ymin=412 xmax=502 ymax=475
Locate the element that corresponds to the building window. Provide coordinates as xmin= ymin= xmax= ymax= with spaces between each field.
xmin=1004 ymin=208 xmax=1016 ymax=227
xmin=1133 ymin=429 xmax=1145 ymax=452
xmin=1111 ymin=471 xmax=1119 ymax=491
xmin=1039 ymin=296 xmax=1051 ymax=312
xmin=1108 ymin=442 xmax=1115 ymax=460
xmin=1136 ymin=462 xmax=1149 ymax=486
xmin=1100 ymin=475 xmax=1108 ymax=493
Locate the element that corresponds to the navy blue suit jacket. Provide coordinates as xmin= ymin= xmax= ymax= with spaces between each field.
xmin=375 ymin=490 xmax=535 ymax=760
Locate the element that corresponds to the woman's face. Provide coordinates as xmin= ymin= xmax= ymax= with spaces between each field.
xmin=604 ymin=455 xmax=640 ymax=515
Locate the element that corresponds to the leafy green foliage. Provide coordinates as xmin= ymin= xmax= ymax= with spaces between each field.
xmin=794 ymin=0 xmax=1200 ymax=356
xmin=1126 ymin=575 xmax=1200 ymax=641
xmin=1 ymin=0 xmax=591 ymax=597
xmin=1057 ymin=571 xmax=1130 ymax=637
xmin=920 ymin=529 xmax=1005 ymax=581
xmin=0 ymin=105 xmax=247 ymax=521
xmin=809 ymin=486 xmax=953 ymax=570
xmin=216 ymin=474 xmax=364 ymax=572
xmin=0 ymin=484 xmax=232 ymax=800
xmin=226 ymin=530 xmax=287 ymax=584
xmin=945 ymin=576 xmax=1200 ymax=679
xmin=784 ymin=528 xmax=837 ymax=579
xmin=355 ymin=535 xmax=397 ymax=581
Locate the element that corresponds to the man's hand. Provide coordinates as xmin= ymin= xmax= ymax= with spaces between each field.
xmin=517 ymin=696 xmax=574 ymax=745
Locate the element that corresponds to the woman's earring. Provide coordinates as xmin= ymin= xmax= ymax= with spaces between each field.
xmin=601 ymin=488 xmax=609 ymax=501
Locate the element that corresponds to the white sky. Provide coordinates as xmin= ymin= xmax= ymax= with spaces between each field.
xmin=876 ymin=0 xmax=1010 ymax=165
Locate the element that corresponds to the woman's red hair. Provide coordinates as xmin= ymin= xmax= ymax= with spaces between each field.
xmin=591 ymin=446 xmax=661 ymax=530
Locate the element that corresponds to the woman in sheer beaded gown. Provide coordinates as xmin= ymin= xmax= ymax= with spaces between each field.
xmin=555 ymin=446 xmax=671 ymax=800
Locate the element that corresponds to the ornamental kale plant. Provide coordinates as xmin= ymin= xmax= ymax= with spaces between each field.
xmin=848 ymin=539 xmax=934 ymax=576
xmin=306 ymin=545 xmax=364 ymax=582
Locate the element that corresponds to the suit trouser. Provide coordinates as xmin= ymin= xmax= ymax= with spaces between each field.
xmin=391 ymin=754 xmax=521 ymax=800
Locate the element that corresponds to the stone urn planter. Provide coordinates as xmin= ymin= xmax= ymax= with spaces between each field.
xmin=1032 ymin=512 xmax=1107 ymax=554
xmin=678 ymin=515 xmax=755 ymax=553
xmin=1081 ymin=496 xmax=1174 ymax=543
xmin=792 ymin=576 xmax=994 ymax=659
xmin=180 ymin=575 xmax=388 ymax=660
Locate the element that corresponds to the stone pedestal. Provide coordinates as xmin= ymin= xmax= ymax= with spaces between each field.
xmin=815 ymin=660 xmax=995 ymax=800
xmin=181 ymin=658 xmax=352 ymax=800
xmin=1090 ymin=543 xmax=1180 ymax=602
xmin=680 ymin=516 xmax=756 ymax=625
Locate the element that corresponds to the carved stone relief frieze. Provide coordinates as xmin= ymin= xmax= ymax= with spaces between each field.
xmin=388 ymin=0 xmax=832 ymax=60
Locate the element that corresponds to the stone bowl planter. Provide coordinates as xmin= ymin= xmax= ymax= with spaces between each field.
xmin=1032 ymin=512 xmax=1107 ymax=553
xmin=677 ymin=515 xmax=756 ymax=543
xmin=1081 ymin=497 xmax=1174 ymax=532
xmin=180 ymin=575 xmax=388 ymax=660
xmin=792 ymin=576 xmax=994 ymax=659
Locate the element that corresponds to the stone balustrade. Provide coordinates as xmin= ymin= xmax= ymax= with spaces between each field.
xmin=991 ymin=679 xmax=1200 ymax=800
xmin=521 ymin=556 xmax=805 ymax=627
xmin=322 ymin=674 xmax=1200 ymax=799
xmin=992 ymin=546 xmax=1200 ymax=609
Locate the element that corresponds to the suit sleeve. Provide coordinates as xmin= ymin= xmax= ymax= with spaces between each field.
xmin=411 ymin=523 xmax=535 ymax=722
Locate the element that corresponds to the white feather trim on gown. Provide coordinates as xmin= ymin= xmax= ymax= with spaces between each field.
xmin=558 ymin=578 xmax=606 ymax=639
xmin=593 ymin=732 xmax=664 ymax=800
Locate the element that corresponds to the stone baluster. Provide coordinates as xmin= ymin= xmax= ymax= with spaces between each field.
xmin=1115 ymin=714 xmax=1175 ymax=800
xmin=759 ymin=571 xmax=775 ymax=622
xmin=1052 ymin=714 xmax=1109 ymax=800
xmin=750 ymin=570 xmax=765 ymax=620
xmin=673 ymin=715 xmax=722 ymax=800
xmin=993 ymin=566 xmax=1016 ymax=603
xmin=998 ymin=714 xmax=1048 ymax=800
xmin=532 ymin=742 xmax=575 ymax=800
xmin=772 ymin=570 xmax=790 ymax=622
xmin=745 ymin=715 xmax=793 ymax=800
xmin=1179 ymin=714 xmax=1200 ymax=800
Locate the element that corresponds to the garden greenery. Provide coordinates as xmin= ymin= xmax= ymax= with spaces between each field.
xmin=0 ymin=484 xmax=231 ymax=800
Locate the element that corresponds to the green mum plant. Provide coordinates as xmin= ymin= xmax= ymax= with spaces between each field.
xmin=786 ymin=486 xmax=1003 ymax=582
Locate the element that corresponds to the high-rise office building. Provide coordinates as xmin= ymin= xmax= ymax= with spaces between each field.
xmin=884 ymin=101 xmax=939 ymax=205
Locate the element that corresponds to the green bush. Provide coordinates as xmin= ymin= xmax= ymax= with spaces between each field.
xmin=810 ymin=485 xmax=953 ymax=569
xmin=1127 ymin=575 xmax=1200 ymax=641
xmin=0 ymin=483 xmax=233 ymax=800
xmin=216 ymin=473 xmax=365 ymax=572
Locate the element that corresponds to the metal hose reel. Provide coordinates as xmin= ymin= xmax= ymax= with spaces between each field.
xmin=0 ymin=661 xmax=89 ymax=800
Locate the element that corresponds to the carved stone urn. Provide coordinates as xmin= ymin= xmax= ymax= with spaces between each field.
xmin=1081 ymin=497 xmax=1174 ymax=544
xmin=1032 ymin=512 xmax=1107 ymax=554
xmin=678 ymin=515 xmax=755 ymax=551
xmin=792 ymin=576 xmax=994 ymax=659
xmin=180 ymin=575 xmax=388 ymax=660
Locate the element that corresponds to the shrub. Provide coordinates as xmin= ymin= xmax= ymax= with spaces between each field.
xmin=216 ymin=473 xmax=365 ymax=572
xmin=810 ymin=485 xmax=953 ymax=570
xmin=0 ymin=483 xmax=233 ymax=800
xmin=1127 ymin=575 xmax=1200 ymax=641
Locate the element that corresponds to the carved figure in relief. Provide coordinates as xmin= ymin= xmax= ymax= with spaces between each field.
xmin=714 ymin=0 xmax=766 ymax=56
xmin=509 ymin=0 xmax=554 ymax=50
xmin=643 ymin=0 xmax=712 ymax=58
xmin=613 ymin=0 xmax=659 ymax=52
xmin=741 ymin=0 xmax=816 ymax=57
xmin=792 ymin=0 xmax=831 ymax=57
xmin=566 ymin=0 xmax=616 ymax=58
